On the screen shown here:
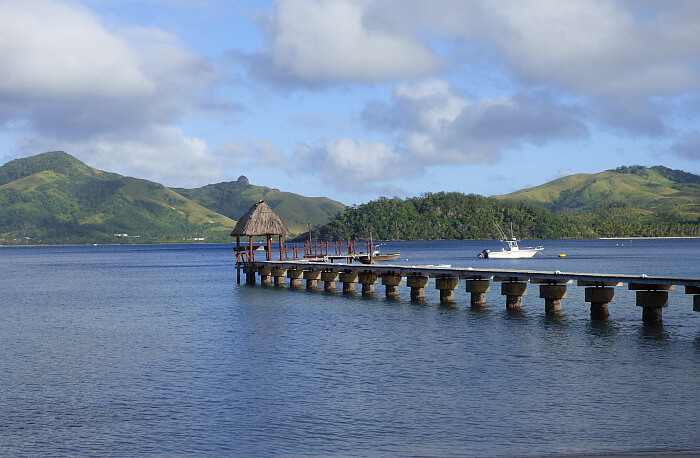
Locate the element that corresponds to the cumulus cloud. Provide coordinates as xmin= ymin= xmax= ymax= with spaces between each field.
xmin=292 ymin=137 xmax=417 ymax=191
xmin=363 ymin=79 xmax=588 ymax=165
xmin=17 ymin=125 xmax=222 ymax=187
xmin=0 ymin=0 xmax=230 ymax=187
xmin=254 ymin=0 xmax=439 ymax=84
xmin=0 ymin=0 xmax=153 ymax=98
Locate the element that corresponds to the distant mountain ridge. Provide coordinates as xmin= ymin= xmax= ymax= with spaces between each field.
xmin=312 ymin=165 xmax=699 ymax=241
xmin=0 ymin=151 xmax=345 ymax=244
xmin=493 ymin=165 xmax=700 ymax=221
xmin=173 ymin=180 xmax=345 ymax=235
xmin=1 ymin=152 xmax=697 ymax=244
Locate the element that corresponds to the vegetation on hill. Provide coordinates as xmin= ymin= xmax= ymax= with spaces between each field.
xmin=313 ymin=192 xmax=589 ymax=241
xmin=490 ymin=165 xmax=700 ymax=238
xmin=174 ymin=179 xmax=345 ymax=235
xmin=2 ymin=153 xmax=697 ymax=244
xmin=0 ymin=151 xmax=236 ymax=244
xmin=494 ymin=165 xmax=700 ymax=219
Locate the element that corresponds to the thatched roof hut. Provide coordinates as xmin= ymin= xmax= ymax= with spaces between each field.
xmin=231 ymin=200 xmax=290 ymax=237
xmin=232 ymin=201 xmax=290 ymax=277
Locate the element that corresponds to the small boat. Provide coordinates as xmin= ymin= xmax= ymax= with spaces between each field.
xmin=356 ymin=243 xmax=400 ymax=264
xmin=478 ymin=223 xmax=544 ymax=259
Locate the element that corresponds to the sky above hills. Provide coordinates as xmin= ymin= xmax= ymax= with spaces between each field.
xmin=1 ymin=0 xmax=699 ymax=205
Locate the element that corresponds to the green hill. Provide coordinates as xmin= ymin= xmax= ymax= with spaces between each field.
xmin=313 ymin=165 xmax=700 ymax=241
xmin=493 ymin=166 xmax=700 ymax=220
xmin=0 ymin=151 xmax=236 ymax=244
xmin=173 ymin=179 xmax=345 ymax=235
xmin=492 ymin=166 xmax=700 ymax=237
xmin=313 ymin=193 xmax=589 ymax=241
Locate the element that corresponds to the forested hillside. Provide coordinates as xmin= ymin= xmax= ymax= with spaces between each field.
xmin=313 ymin=189 xmax=699 ymax=241
xmin=314 ymin=193 xmax=588 ymax=241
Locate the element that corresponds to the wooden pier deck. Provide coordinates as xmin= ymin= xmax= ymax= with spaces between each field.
xmin=239 ymin=259 xmax=700 ymax=324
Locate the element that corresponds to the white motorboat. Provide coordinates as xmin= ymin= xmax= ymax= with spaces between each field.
xmin=478 ymin=223 xmax=544 ymax=259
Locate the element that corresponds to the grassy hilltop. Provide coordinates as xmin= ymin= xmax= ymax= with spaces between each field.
xmin=173 ymin=179 xmax=345 ymax=235
xmin=0 ymin=152 xmax=235 ymax=244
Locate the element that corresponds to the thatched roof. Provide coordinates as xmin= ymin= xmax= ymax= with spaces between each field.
xmin=230 ymin=200 xmax=290 ymax=237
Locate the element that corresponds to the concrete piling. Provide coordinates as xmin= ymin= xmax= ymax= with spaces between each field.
xmin=382 ymin=273 xmax=403 ymax=298
xmin=245 ymin=265 xmax=257 ymax=285
xmin=579 ymin=281 xmax=620 ymax=320
xmin=303 ymin=270 xmax=322 ymax=290
xmin=464 ymin=279 xmax=490 ymax=307
xmin=686 ymin=286 xmax=700 ymax=313
xmin=406 ymin=275 xmax=429 ymax=300
xmin=629 ymin=283 xmax=676 ymax=324
xmin=321 ymin=271 xmax=339 ymax=291
xmin=271 ymin=267 xmax=287 ymax=286
xmin=499 ymin=281 xmax=528 ymax=310
xmin=359 ymin=272 xmax=379 ymax=295
xmin=339 ymin=272 xmax=358 ymax=293
xmin=539 ymin=284 xmax=567 ymax=315
xmin=435 ymin=277 xmax=459 ymax=303
xmin=287 ymin=269 xmax=303 ymax=288
xmin=258 ymin=266 xmax=273 ymax=285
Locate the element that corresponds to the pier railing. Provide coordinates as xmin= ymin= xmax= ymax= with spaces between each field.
xmin=234 ymin=240 xmax=374 ymax=264
xmin=237 ymin=259 xmax=700 ymax=325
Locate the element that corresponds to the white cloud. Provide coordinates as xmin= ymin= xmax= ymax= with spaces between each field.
xmin=293 ymin=137 xmax=417 ymax=190
xmin=0 ymin=0 xmax=230 ymax=187
xmin=0 ymin=0 xmax=153 ymax=98
xmin=363 ymin=79 xmax=588 ymax=165
xmin=260 ymin=0 xmax=439 ymax=83
xmin=17 ymin=125 xmax=223 ymax=187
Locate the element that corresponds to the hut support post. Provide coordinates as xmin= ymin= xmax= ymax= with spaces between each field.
xmin=266 ymin=236 xmax=272 ymax=261
xmin=279 ymin=236 xmax=284 ymax=260
xmin=236 ymin=236 xmax=241 ymax=284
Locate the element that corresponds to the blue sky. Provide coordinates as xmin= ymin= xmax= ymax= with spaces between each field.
xmin=1 ymin=0 xmax=699 ymax=205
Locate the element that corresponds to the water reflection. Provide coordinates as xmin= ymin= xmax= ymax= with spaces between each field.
xmin=636 ymin=324 xmax=671 ymax=342
xmin=586 ymin=319 xmax=618 ymax=338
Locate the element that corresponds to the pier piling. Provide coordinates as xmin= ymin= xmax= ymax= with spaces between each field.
xmin=321 ymin=271 xmax=339 ymax=291
xmin=359 ymin=272 xmax=379 ymax=295
xmin=464 ymin=279 xmax=491 ymax=307
xmin=687 ymin=286 xmax=700 ymax=312
xmin=287 ymin=269 xmax=303 ymax=288
xmin=272 ymin=267 xmax=287 ymax=286
xmin=630 ymin=283 xmax=675 ymax=324
xmin=339 ymin=271 xmax=358 ymax=293
xmin=382 ymin=273 xmax=403 ymax=298
xmin=497 ymin=278 xmax=528 ymax=310
xmin=539 ymin=284 xmax=568 ymax=315
xmin=407 ymin=275 xmax=429 ymax=300
xmin=579 ymin=281 xmax=620 ymax=320
xmin=435 ymin=277 xmax=459 ymax=303
xmin=303 ymin=270 xmax=322 ymax=290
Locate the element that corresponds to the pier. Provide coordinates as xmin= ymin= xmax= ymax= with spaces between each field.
xmin=239 ymin=259 xmax=700 ymax=325
xmin=229 ymin=201 xmax=700 ymax=325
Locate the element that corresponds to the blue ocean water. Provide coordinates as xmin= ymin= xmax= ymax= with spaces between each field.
xmin=1 ymin=239 xmax=699 ymax=456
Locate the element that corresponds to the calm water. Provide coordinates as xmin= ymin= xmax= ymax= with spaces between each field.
xmin=1 ymin=239 xmax=700 ymax=456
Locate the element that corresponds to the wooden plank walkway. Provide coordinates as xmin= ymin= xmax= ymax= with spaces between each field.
xmin=239 ymin=260 xmax=700 ymax=324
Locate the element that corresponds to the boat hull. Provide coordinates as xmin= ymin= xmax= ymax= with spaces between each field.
xmin=486 ymin=248 xmax=541 ymax=259
xmin=357 ymin=253 xmax=400 ymax=264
